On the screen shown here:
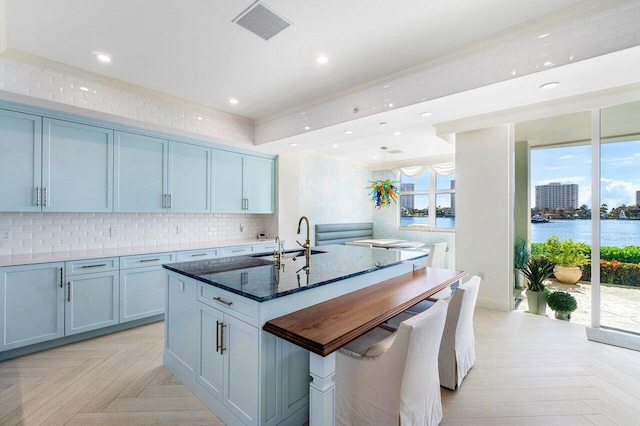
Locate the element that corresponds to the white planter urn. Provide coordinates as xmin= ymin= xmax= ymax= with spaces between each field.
xmin=553 ymin=265 xmax=582 ymax=284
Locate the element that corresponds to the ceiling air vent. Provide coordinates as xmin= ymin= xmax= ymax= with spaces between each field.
xmin=233 ymin=1 xmax=292 ymax=41
xmin=387 ymin=149 xmax=403 ymax=154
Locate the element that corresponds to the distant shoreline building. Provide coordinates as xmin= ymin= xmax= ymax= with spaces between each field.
xmin=400 ymin=183 xmax=415 ymax=209
xmin=637 ymin=190 xmax=640 ymax=206
xmin=535 ymin=182 xmax=579 ymax=210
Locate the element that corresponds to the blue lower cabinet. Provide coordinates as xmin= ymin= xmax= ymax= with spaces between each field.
xmin=166 ymin=273 xmax=197 ymax=375
xmin=0 ymin=262 xmax=65 ymax=351
xmin=120 ymin=266 xmax=166 ymax=323
xmin=65 ymin=270 xmax=119 ymax=336
xmin=197 ymin=303 xmax=224 ymax=400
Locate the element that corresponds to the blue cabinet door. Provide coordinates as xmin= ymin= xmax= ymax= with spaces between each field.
xmin=43 ymin=119 xmax=113 ymax=212
xmin=197 ymin=303 xmax=224 ymax=401
xmin=0 ymin=109 xmax=42 ymax=212
xmin=166 ymin=273 xmax=197 ymax=375
xmin=65 ymin=270 xmax=119 ymax=336
xmin=114 ymin=131 xmax=168 ymax=212
xmin=212 ymin=150 xmax=244 ymax=213
xmin=0 ymin=262 xmax=65 ymax=351
xmin=119 ymin=265 xmax=166 ymax=323
xmin=244 ymin=156 xmax=274 ymax=214
xmin=168 ymin=142 xmax=211 ymax=212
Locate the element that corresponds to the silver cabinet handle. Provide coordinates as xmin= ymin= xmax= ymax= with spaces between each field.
xmin=81 ymin=263 xmax=107 ymax=268
xmin=216 ymin=320 xmax=221 ymax=353
xmin=139 ymin=258 xmax=160 ymax=263
xmin=246 ymin=198 xmax=249 ymax=211
xmin=67 ymin=281 xmax=71 ymax=302
xmin=191 ymin=253 xmax=207 ymax=257
xmin=168 ymin=194 xmax=172 ymax=209
xmin=163 ymin=194 xmax=166 ymax=208
xmin=213 ymin=296 xmax=233 ymax=306
xmin=232 ymin=249 xmax=244 ymax=253
xmin=60 ymin=267 xmax=63 ymax=288
xmin=35 ymin=187 xmax=40 ymax=207
xmin=43 ymin=187 xmax=48 ymax=207
xmin=216 ymin=320 xmax=227 ymax=354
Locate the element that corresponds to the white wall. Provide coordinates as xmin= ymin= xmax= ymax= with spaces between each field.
xmin=278 ymin=151 xmax=372 ymax=249
xmin=455 ymin=125 xmax=514 ymax=311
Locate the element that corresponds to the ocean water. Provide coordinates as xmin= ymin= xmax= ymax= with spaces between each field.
xmin=402 ymin=217 xmax=640 ymax=248
xmin=532 ymin=219 xmax=640 ymax=247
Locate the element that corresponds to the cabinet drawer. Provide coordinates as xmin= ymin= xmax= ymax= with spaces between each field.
xmin=66 ymin=257 xmax=119 ymax=276
xmin=198 ymin=283 xmax=257 ymax=325
xmin=120 ymin=252 xmax=176 ymax=269
xmin=176 ymin=249 xmax=218 ymax=262
xmin=253 ymin=242 xmax=279 ymax=254
xmin=220 ymin=246 xmax=252 ymax=258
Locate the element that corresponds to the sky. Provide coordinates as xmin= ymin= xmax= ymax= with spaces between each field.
xmin=531 ymin=140 xmax=640 ymax=210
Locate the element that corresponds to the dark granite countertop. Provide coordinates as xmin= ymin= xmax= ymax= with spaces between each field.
xmin=162 ymin=244 xmax=427 ymax=302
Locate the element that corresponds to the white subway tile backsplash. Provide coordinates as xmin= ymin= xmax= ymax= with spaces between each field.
xmin=0 ymin=212 xmax=277 ymax=256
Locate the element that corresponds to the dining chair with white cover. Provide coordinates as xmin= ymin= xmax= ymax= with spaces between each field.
xmin=335 ymin=299 xmax=448 ymax=426
xmin=426 ymin=242 xmax=447 ymax=269
xmin=387 ymin=276 xmax=481 ymax=390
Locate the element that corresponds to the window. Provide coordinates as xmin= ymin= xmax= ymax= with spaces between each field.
xmin=399 ymin=167 xmax=455 ymax=230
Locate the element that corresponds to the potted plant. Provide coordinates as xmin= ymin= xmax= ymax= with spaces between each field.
xmin=547 ymin=291 xmax=577 ymax=320
xmin=514 ymin=239 xmax=530 ymax=305
xmin=542 ymin=236 xmax=589 ymax=284
xmin=521 ymin=257 xmax=554 ymax=315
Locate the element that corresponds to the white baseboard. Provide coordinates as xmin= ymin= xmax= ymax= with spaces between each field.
xmin=476 ymin=296 xmax=511 ymax=312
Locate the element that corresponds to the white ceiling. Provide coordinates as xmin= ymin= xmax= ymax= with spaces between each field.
xmin=3 ymin=0 xmax=639 ymax=166
xmin=4 ymin=0 xmax=583 ymax=119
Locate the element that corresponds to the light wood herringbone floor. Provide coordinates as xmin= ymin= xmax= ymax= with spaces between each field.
xmin=1 ymin=309 xmax=640 ymax=425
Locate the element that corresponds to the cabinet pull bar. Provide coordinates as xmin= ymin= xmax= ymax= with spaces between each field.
xmin=232 ymin=249 xmax=244 ymax=253
xmin=246 ymin=198 xmax=249 ymax=211
xmin=213 ymin=296 xmax=233 ymax=306
xmin=67 ymin=281 xmax=71 ymax=302
xmin=168 ymin=194 xmax=172 ymax=209
xmin=60 ymin=267 xmax=63 ymax=288
xmin=190 ymin=253 xmax=207 ymax=257
xmin=43 ymin=187 xmax=48 ymax=207
xmin=80 ymin=263 xmax=107 ymax=268
xmin=139 ymin=258 xmax=160 ymax=263
xmin=220 ymin=323 xmax=227 ymax=354
xmin=216 ymin=320 xmax=221 ymax=354
xmin=35 ymin=187 xmax=40 ymax=207
xmin=162 ymin=194 xmax=166 ymax=208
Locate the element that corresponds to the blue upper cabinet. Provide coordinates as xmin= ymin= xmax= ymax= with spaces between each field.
xmin=0 ymin=109 xmax=42 ymax=212
xmin=212 ymin=151 xmax=274 ymax=214
xmin=244 ymin=156 xmax=275 ymax=214
xmin=43 ymin=119 xmax=113 ymax=212
xmin=114 ymin=131 xmax=168 ymax=213
xmin=212 ymin=150 xmax=245 ymax=213
xmin=168 ymin=142 xmax=212 ymax=213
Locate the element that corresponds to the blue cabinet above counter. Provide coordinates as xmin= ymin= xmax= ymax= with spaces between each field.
xmin=0 ymin=101 xmax=275 ymax=214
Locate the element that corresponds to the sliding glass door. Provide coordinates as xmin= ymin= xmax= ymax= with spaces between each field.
xmin=598 ymin=100 xmax=640 ymax=334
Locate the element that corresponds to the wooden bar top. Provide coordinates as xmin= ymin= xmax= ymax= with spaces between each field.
xmin=263 ymin=267 xmax=466 ymax=356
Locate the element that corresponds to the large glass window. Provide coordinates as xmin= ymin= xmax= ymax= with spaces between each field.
xmin=399 ymin=169 xmax=455 ymax=230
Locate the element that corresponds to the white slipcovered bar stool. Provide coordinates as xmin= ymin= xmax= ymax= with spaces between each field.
xmin=426 ymin=242 xmax=447 ymax=269
xmin=335 ymin=299 xmax=448 ymax=426
xmin=386 ymin=276 xmax=481 ymax=390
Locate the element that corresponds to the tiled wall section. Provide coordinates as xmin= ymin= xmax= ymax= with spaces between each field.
xmin=255 ymin=0 xmax=640 ymax=144
xmin=0 ymin=53 xmax=254 ymax=145
xmin=0 ymin=212 xmax=277 ymax=256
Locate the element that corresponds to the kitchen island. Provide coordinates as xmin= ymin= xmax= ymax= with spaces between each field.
xmin=163 ymin=244 xmax=431 ymax=426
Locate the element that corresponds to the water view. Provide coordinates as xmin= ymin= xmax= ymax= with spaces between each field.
xmin=400 ymin=217 xmax=455 ymax=229
xmin=532 ymin=219 xmax=640 ymax=247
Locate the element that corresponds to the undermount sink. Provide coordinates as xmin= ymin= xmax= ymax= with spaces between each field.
xmin=253 ymin=249 xmax=326 ymax=259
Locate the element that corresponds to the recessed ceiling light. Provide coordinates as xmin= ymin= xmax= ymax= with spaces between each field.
xmin=95 ymin=53 xmax=111 ymax=63
xmin=394 ymin=131 xmax=401 ymax=136
xmin=229 ymin=98 xmax=239 ymax=105
xmin=79 ymin=86 xmax=89 ymax=92
xmin=343 ymin=130 xmax=353 ymax=135
xmin=315 ymin=55 xmax=329 ymax=64
xmin=304 ymin=126 xmax=310 ymax=130
xmin=538 ymin=33 xmax=550 ymax=39
xmin=539 ymin=82 xmax=560 ymax=90
xmin=332 ymin=144 xmax=338 ymax=148
xmin=290 ymin=143 xmax=298 ymax=147
xmin=388 ymin=103 xmax=394 ymax=108
xmin=420 ymin=112 xmax=433 ymax=117
xmin=379 ymin=122 xmax=388 ymax=126
xmin=196 ymin=116 xmax=203 ymax=120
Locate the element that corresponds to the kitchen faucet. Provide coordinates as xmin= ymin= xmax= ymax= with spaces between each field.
xmin=296 ymin=216 xmax=311 ymax=262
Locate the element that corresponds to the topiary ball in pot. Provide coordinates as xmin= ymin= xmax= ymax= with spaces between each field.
xmin=547 ymin=291 xmax=577 ymax=320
